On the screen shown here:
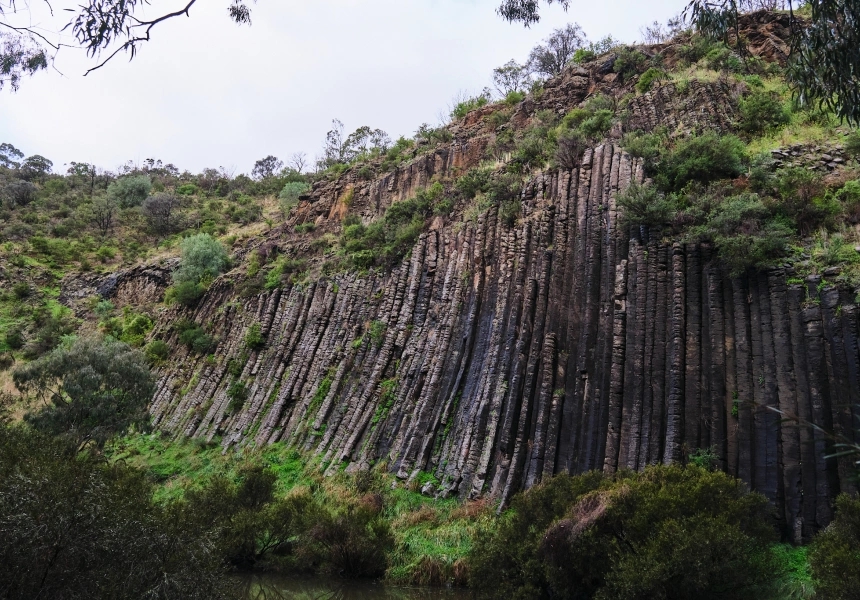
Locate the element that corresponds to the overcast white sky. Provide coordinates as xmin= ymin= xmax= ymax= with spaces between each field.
xmin=0 ymin=0 xmax=687 ymax=175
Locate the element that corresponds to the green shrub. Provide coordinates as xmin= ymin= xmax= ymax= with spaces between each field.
xmin=4 ymin=327 xmax=25 ymax=351
xmin=339 ymin=183 xmax=444 ymax=270
xmin=509 ymin=112 xmax=559 ymax=173
xmin=773 ymin=167 xmax=835 ymax=235
xmin=12 ymin=282 xmax=29 ymax=299
xmin=244 ymin=322 xmax=265 ymax=350
xmin=96 ymin=245 xmax=116 ymax=262
xmin=572 ymin=48 xmax=596 ymax=63
xmin=144 ymin=340 xmax=170 ymax=363
xmin=456 ymin=167 xmax=494 ymax=200
xmin=704 ymin=44 xmax=744 ymax=72
xmin=279 ymin=181 xmax=310 ymax=217
xmin=451 ymin=94 xmax=490 ymax=120
xmin=748 ymin=152 xmax=778 ymax=193
xmin=182 ymin=466 xmax=322 ymax=571
xmin=264 ymin=255 xmax=308 ymax=290
xmin=558 ymin=95 xmax=615 ymax=143
xmin=621 ymin=129 xmax=666 ymax=167
xmin=107 ymin=175 xmax=152 ymax=208
xmin=811 ymin=232 xmax=860 ymax=266
xmin=168 ymin=280 xmax=206 ymax=307
xmin=613 ymin=46 xmax=647 ymax=83
xmin=23 ymin=305 xmax=78 ymax=359
xmin=226 ymin=380 xmax=248 ymax=412
xmin=0 ymin=425 xmax=230 ymax=598
xmin=415 ymin=123 xmax=454 ymax=144
xmin=470 ymin=466 xmax=780 ymax=600
xmin=739 ymin=90 xmax=791 ymax=136
xmin=504 ymin=90 xmax=526 ymax=106
xmin=617 ymin=181 xmax=680 ymax=229
xmin=809 ymin=494 xmax=860 ymax=600
xmin=117 ymin=312 xmax=153 ymax=347
xmin=173 ymin=233 xmax=229 ymax=286
xmin=369 ymin=320 xmax=386 ymax=346
xmin=691 ymin=193 xmax=794 ymax=275
xmin=175 ymin=183 xmax=198 ymax=196
xmin=176 ymin=320 xmax=216 ymax=355
xmin=302 ymin=496 xmax=394 ymax=577
xmin=636 ymin=67 xmax=668 ymax=93
xmin=676 ymin=35 xmax=721 ymax=64
xmin=295 ymin=222 xmax=316 ymax=234
xmin=469 ymin=472 xmax=607 ymax=599
xmin=655 ymin=132 xmax=747 ymax=192
xmin=836 ymin=180 xmax=860 ymax=222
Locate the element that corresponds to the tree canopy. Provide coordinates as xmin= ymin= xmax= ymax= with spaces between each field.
xmin=12 ymin=336 xmax=155 ymax=451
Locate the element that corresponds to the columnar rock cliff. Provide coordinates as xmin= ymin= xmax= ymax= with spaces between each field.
xmin=145 ymin=136 xmax=859 ymax=543
xmin=124 ymin=11 xmax=859 ymax=543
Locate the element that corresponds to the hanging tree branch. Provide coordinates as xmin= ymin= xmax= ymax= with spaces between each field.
xmin=68 ymin=0 xmax=254 ymax=75
xmin=685 ymin=0 xmax=860 ymax=125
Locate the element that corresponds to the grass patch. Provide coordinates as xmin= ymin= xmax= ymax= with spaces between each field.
xmin=105 ymin=433 xmax=489 ymax=586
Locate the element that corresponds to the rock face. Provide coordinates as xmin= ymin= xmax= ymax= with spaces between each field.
xmin=147 ymin=14 xmax=858 ymax=543
xmin=150 ymin=140 xmax=858 ymax=544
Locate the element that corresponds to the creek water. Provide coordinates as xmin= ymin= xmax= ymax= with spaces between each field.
xmin=235 ymin=574 xmax=471 ymax=599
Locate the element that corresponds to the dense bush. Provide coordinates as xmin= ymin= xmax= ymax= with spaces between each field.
xmin=303 ymin=494 xmax=394 ymax=577
xmin=0 ymin=425 xmax=231 ymax=599
xmin=560 ymin=97 xmax=614 ymax=140
xmin=176 ymin=320 xmax=216 ymax=355
xmin=616 ymin=181 xmax=679 ymax=229
xmin=692 ymin=193 xmax=794 ymax=274
xmin=836 ymin=180 xmax=860 ymax=223
xmin=279 ymin=181 xmax=310 ymax=217
xmin=772 ymin=167 xmax=837 ymax=235
xmin=144 ymin=339 xmax=170 ymax=363
xmin=12 ymin=336 xmax=155 ymax=450
xmin=456 ymin=167 xmax=494 ymax=200
xmin=172 ymin=233 xmax=229 ymax=286
xmin=182 ymin=467 xmax=318 ymax=570
xmin=107 ymin=174 xmax=152 ymax=208
xmin=226 ymin=379 xmax=249 ymax=412
xmin=22 ymin=304 xmax=78 ymax=359
xmin=739 ymin=90 xmax=791 ymax=136
xmin=809 ymin=494 xmax=860 ymax=600
xmin=168 ymin=280 xmax=207 ymax=306
xmin=635 ymin=67 xmax=668 ymax=93
xmin=508 ymin=110 xmax=559 ymax=173
xmin=244 ymin=322 xmax=265 ymax=350
xmin=654 ymin=132 xmax=747 ymax=192
xmin=470 ymin=466 xmax=780 ymax=600
xmin=141 ymin=192 xmax=182 ymax=235
xmin=470 ymin=472 xmax=605 ymax=599
xmin=612 ymin=46 xmax=647 ymax=83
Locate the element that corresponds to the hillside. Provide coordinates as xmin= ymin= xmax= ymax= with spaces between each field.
xmin=3 ymin=8 xmax=860 ymax=551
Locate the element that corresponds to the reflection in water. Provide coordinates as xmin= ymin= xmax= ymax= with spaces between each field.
xmin=234 ymin=574 xmax=471 ymax=600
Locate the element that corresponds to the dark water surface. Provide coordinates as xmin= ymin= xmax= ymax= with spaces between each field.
xmin=235 ymin=574 xmax=471 ymax=599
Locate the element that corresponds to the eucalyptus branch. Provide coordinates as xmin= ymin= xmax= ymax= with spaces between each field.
xmin=0 ymin=19 xmax=60 ymax=50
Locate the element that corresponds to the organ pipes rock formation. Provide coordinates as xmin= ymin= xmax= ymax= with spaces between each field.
xmin=147 ymin=140 xmax=860 ymax=544
xmin=138 ymin=12 xmax=860 ymax=544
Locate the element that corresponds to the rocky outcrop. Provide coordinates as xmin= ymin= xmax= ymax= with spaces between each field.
xmin=150 ymin=139 xmax=858 ymax=543
xmin=770 ymin=141 xmax=852 ymax=172
xmin=60 ymin=261 xmax=174 ymax=315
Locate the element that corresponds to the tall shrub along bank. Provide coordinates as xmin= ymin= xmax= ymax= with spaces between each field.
xmin=469 ymin=465 xmax=783 ymax=600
